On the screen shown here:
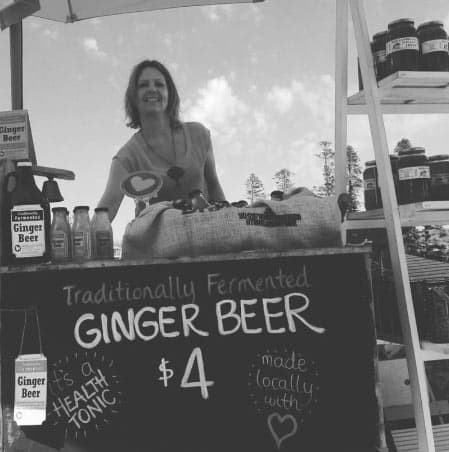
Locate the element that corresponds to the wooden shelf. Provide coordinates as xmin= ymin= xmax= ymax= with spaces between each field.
xmin=344 ymin=201 xmax=449 ymax=230
xmin=347 ymin=71 xmax=449 ymax=114
xmin=421 ymin=341 xmax=449 ymax=362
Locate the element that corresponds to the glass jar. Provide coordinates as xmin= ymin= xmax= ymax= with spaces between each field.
xmin=373 ymin=30 xmax=389 ymax=80
xmin=72 ymin=205 xmax=91 ymax=262
xmin=90 ymin=207 xmax=114 ymax=260
xmin=50 ymin=207 xmax=72 ymax=263
xmin=417 ymin=21 xmax=449 ymax=71
xmin=363 ymin=161 xmax=380 ymax=210
xmin=387 ymin=18 xmax=419 ymax=73
xmin=429 ymin=154 xmax=449 ymax=200
xmin=398 ymin=147 xmax=430 ymax=204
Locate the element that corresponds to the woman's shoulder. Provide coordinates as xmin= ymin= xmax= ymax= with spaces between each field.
xmin=183 ymin=121 xmax=210 ymax=138
xmin=114 ymin=132 xmax=142 ymax=159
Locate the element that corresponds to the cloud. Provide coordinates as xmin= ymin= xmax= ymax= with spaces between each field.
xmin=266 ymin=75 xmax=334 ymax=124
xmin=42 ymin=28 xmax=58 ymax=40
xmin=184 ymin=76 xmax=249 ymax=141
xmin=82 ymin=37 xmax=107 ymax=58
xmin=202 ymin=5 xmax=234 ymax=22
xmin=267 ymin=84 xmax=298 ymax=114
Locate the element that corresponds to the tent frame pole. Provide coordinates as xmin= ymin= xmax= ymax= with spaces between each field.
xmin=10 ymin=20 xmax=23 ymax=110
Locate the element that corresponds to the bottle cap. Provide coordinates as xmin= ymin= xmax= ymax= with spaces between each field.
xmin=52 ymin=207 xmax=68 ymax=213
xmin=74 ymin=205 xmax=90 ymax=211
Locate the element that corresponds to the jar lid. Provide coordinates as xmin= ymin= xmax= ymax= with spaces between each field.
xmin=74 ymin=205 xmax=90 ymax=211
xmin=365 ymin=160 xmax=377 ymax=167
xmin=388 ymin=18 xmax=415 ymax=28
xmin=429 ymin=154 xmax=449 ymax=161
xmin=398 ymin=146 xmax=425 ymax=155
xmin=417 ymin=20 xmax=444 ymax=30
xmin=17 ymin=161 xmax=32 ymax=167
xmin=373 ymin=30 xmax=388 ymax=40
xmin=94 ymin=207 xmax=109 ymax=213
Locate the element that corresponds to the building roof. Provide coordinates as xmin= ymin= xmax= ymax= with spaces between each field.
xmin=406 ymin=254 xmax=449 ymax=284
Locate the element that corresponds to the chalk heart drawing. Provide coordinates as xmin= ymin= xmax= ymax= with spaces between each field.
xmin=131 ymin=175 xmax=154 ymax=192
xmin=267 ymin=412 xmax=298 ymax=450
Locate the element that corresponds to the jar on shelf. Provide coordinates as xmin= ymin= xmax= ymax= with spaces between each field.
xmin=363 ymin=161 xmax=381 ymax=210
xmin=429 ymin=154 xmax=449 ymax=200
xmin=373 ymin=30 xmax=389 ymax=80
xmin=397 ymin=147 xmax=430 ymax=204
xmin=386 ymin=18 xmax=419 ymax=73
xmin=417 ymin=21 xmax=449 ymax=71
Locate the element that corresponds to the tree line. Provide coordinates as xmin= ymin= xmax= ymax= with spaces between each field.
xmin=244 ymin=141 xmax=363 ymax=212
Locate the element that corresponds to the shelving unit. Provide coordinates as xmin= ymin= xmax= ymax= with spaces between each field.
xmin=335 ymin=2 xmax=449 ymax=451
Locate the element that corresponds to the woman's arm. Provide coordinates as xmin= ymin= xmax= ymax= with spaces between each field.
xmin=204 ymin=144 xmax=226 ymax=202
xmin=97 ymin=159 xmax=127 ymax=222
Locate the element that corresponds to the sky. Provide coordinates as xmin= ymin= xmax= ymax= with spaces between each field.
xmin=0 ymin=0 xmax=449 ymax=241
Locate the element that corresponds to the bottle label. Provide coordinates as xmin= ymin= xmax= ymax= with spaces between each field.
xmin=51 ymin=232 xmax=69 ymax=261
xmin=398 ymin=166 xmax=430 ymax=180
xmin=94 ymin=231 xmax=112 ymax=259
xmin=73 ymin=231 xmax=89 ymax=258
xmin=386 ymin=37 xmax=419 ymax=55
xmin=422 ymin=39 xmax=449 ymax=54
xmin=10 ymin=205 xmax=46 ymax=258
xmin=364 ymin=179 xmax=377 ymax=190
xmin=374 ymin=50 xmax=387 ymax=63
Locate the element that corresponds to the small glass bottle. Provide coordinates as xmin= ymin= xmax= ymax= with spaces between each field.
xmin=72 ymin=206 xmax=91 ymax=262
xmin=50 ymin=207 xmax=72 ymax=263
xmin=90 ymin=207 xmax=114 ymax=260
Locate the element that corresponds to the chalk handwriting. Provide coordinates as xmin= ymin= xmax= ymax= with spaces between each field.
xmin=207 ymin=266 xmax=311 ymax=297
xmin=63 ymin=276 xmax=196 ymax=306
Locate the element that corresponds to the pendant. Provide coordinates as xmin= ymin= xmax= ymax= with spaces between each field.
xmin=167 ymin=166 xmax=184 ymax=186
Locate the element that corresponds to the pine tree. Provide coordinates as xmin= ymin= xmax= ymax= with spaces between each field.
xmin=314 ymin=141 xmax=335 ymax=197
xmin=314 ymin=141 xmax=362 ymax=211
xmin=245 ymin=173 xmax=265 ymax=204
xmin=273 ymin=168 xmax=295 ymax=193
xmin=394 ymin=138 xmax=412 ymax=154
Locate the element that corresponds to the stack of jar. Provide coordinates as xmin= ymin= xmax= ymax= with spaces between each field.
xmin=363 ymin=147 xmax=449 ymax=209
xmin=358 ymin=19 xmax=449 ymax=88
xmin=50 ymin=206 xmax=114 ymax=263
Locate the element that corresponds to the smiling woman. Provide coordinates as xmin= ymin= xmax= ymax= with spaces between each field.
xmin=96 ymin=59 xmax=226 ymax=221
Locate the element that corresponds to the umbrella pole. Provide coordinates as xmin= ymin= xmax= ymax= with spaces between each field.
xmin=9 ymin=21 xmax=23 ymax=110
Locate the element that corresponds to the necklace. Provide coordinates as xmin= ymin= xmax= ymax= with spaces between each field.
xmin=141 ymin=129 xmax=184 ymax=186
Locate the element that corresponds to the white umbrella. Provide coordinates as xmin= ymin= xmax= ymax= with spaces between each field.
xmin=4 ymin=0 xmax=264 ymax=109
xmin=34 ymin=0 xmax=263 ymax=23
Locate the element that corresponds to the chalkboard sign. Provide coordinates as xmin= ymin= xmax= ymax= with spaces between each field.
xmin=1 ymin=250 xmax=380 ymax=452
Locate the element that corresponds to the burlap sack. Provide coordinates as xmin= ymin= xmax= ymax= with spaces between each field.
xmin=121 ymin=189 xmax=342 ymax=260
